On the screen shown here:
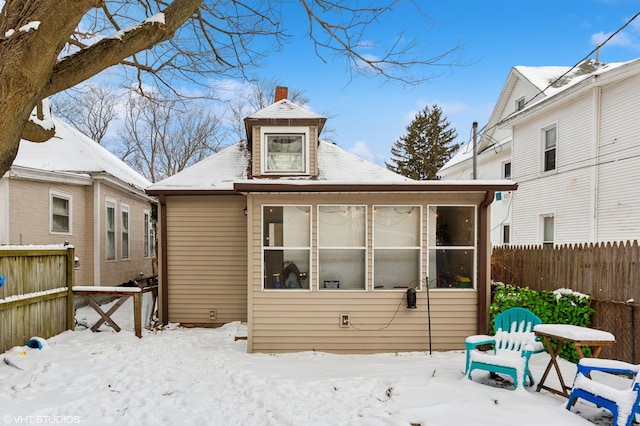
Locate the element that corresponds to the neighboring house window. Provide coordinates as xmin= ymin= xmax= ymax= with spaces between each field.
xmin=318 ymin=205 xmax=366 ymax=290
xmin=516 ymin=97 xmax=525 ymax=111
xmin=428 ymin=205 xmax=476 ymax=289
xmin=261 ymin=126 xmax=309 ymax=174
xmin=262 ymin=205 xmax=311 ymax=289
xmin=502 ymin=224 xmax=511 ymax=245
xmin=121 ymin=204 xmax=129 ymax=260
xmin=543 ymin=126 xmax=557 ymax=172
xmin=106 ymin=200 xmax=116 ymax=261
xmin=144 ymin=210 xmax=155 ymax=258
xmin=50 ymin=190 xmax=72 ymax=234
xmin=373 ymin=206 xmax=421 ymax=290
xmin=541 ymin=214 xmax=555 ymax=247
xmin=503 ymin=161 xmax=512 ymax=179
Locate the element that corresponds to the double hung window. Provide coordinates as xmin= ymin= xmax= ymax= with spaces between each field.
xmin=428 ymin=206 xmax=476 ymax=289
xmin=544 ymin=126 xmax=557 ymax=172
xmin=373 ymin=206 xmax=421 ymax=290
xmin=261 ymin=127 xmax=309 ymax=174
xmin=106 ymin=200 xmax=116 ymax=261
xmin=50 ymin=191 xmax=71 ymax=234
xmin=318 ymin=205 xmax=366 ymax=290
xmin=262 ymin=206 xmax=311 ymax=289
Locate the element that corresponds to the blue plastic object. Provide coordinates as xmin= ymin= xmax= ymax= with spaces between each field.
xmin=566 ymin=358 xmax=640 ymax=426
xmin=0 ymin=274 xmax=5 ymax=287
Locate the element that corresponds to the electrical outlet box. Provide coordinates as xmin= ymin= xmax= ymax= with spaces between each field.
xmin=340 ymin=313 xmax=350 ymax=328
xmin=209 ymin=309 xmax=217 ymax=320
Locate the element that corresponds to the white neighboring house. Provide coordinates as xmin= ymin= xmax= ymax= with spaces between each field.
xmin=0 ymin=117 xmax=157 ymax=287
xmin=439 ymin=58 xmax=640 ymax=246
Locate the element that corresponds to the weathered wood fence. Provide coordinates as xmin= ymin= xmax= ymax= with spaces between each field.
xmin=492 ymin=241 xmax=640 ymax=363
xmin=0 ymin=246 xmax=75 ymax=353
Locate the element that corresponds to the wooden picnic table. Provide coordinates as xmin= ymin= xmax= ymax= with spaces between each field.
xmin=73 ymin=284 xmax=157 ymax=338
xmin=533 ymin=323 xmax=616 ymax=397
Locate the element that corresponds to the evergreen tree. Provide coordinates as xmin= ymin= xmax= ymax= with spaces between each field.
xmin=386 ymin=104 xmax=459 ymax=180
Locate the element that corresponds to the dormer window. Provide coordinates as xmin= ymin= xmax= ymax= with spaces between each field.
xmin=261 ymin=126 xmax=309 ymax=174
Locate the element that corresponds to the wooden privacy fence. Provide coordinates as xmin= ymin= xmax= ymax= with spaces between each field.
xmin=492 ymin=241 xmax=640 ymax=363
xmin=0 ymin=246 xmax=75 ymax=354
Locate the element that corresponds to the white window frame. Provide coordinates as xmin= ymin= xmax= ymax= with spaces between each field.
xmin=121 ymin=203 xmax=130 ymax=260
xmin=50 ymin=190 xmax=72 ymax=235
xmin=372 ymin=205 xmax=422 ymax=291
xmin=260 ymin=126 xmax=310 ymax=175
xmin=542 ymin=124 xmax=557 ymax=172
xmin=515 ymin=97 xmax=525 ymax=111
xmin=502 ymin=161 xmax=512 ymax=180
xmin=261 ymin=205 xmax=312 ymax=291
xmin=502 ymin=224 xmax=511 ymax=245
xmin=427 ymin=205 xmax=477 ymax=289
xmin=106 ymin=198 xmax=116 ymax=261
xmin=317 ymin=205 xmax=367 ymax=291
xmin=143 ymin=210 xmax=155 ymax=258
xmin=540 ymin=213 xmax=555 ymax=247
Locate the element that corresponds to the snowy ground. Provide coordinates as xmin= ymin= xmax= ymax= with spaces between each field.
xmin=0 ymin=296 xmax=625 ymax=426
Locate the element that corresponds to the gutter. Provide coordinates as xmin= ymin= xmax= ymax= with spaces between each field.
xmin=159 ymin=194 xmax=169 ymax=325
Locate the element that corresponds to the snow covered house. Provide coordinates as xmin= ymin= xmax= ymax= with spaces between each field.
xmin=439 ymin=58 xmax=640 ymax=246
xmin=0 ymin=117 xmax=157 ymax=288
xmin=146 ymin=88 xmax=516 ymax=354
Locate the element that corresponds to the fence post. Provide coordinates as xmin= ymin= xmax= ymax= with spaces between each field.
xmin=67 ymin=247 xmax=75 ymax=331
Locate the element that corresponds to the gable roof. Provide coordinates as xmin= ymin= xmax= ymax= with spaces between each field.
xmin=11 ymin=117 xmax=151 ymax=191
xmin=147 ymin=140 xmax=413 ymax=193
xmin=246 ymin=99 xmax=326 ymax=120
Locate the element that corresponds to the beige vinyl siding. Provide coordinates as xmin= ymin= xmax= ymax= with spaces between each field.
xmin=247 ymin=192 xmax=482 ymax=354
xmin=165 ymin=195 xmax=247 ymax=325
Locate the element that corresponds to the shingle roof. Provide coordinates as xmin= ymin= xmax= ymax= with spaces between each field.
xmin=247 ymin=99 xmax=325 ymax=120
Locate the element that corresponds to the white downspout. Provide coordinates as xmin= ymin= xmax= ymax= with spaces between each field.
xmin=591 ymin=80 xmax=602 ymax=242
xmin=0 ymin=177 xmax=9 ymax=244
xmin=93 ymin=180 xmax=101 ymax=286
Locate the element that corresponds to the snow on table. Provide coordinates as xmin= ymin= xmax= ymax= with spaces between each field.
xmin=533 ymin=324 xmax=615 ymax=342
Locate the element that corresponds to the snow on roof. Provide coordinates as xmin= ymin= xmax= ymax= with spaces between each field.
xmin=515 ymin=59 xmax=631 ymax=102
xmin=13 ymin=117 xmax=151 ymax=191
xmin=147 ymin=142 xmax=250 ymax=191
xmin=247 ymin=99 xmax=325 ymax=120
xmin=147 ymin=140 xmax=413 ymax=192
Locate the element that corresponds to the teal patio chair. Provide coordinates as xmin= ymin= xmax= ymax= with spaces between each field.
xmin=465 ymin=307 xmax=543 ymax=389
xmin=566 ymin=358 xmax=640 ymax=426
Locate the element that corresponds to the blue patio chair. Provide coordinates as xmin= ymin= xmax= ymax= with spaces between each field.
xmin=465 ymin=307 xmax=543 ymax=389
xmin=566 ymin=358 xmax=640 ymax=426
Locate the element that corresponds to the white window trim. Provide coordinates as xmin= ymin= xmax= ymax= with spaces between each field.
xmin=372 ymin=205 xmax=422 ymax=291
xmin=50 ymin=189 xmax=73 ymax=235
xmin=502 ymin=161 xmax=512 ymax=180
xmin=260 ymin=126 xmax=310 ymax=175
xmin=541 ymin=123 xmax=558 ymax=173
xmin=106 ymin=198 xmax=117 ymax=261
xmin=121 ymin=203 xmax=130 ymax=260
xmin=143 ymin=209 xmax=153 ymax=258
xmin=317 ymin=204 xmax=368 ymax=291
xmin=261 ymin=204 xmax=312 ymax=291
xmin=427 ymin=204 xmax=477 ymax=290
xmin=515 ymin=96 xmax=525 ymax=111
xmin=502 ymin=224 xmax=511 ymax=245
xmin=539 ymin=212 xmax=555 ymax=247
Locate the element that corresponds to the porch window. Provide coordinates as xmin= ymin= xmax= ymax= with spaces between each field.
xmin=373 ymin=206 xmax=421 ymax=290
xmin=261 ymin=126 xmax=309 ymax=174
xmin=318 ymin=205 xmax=366 ymax=290
xmin=428 ymin=205 xmax=476 ymax=289
xmin=121 ymin=204 xmax=130 ymax=260
xmin=106 ymin=200 xmax=116 ymax=261
xmin=50 ymin=191 xmax=72 ymax=234
xmin=262 ymin=205 xmax=311 ymax=289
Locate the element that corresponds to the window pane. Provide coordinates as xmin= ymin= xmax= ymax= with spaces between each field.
xmin=51 ymin=196 xmax=70 ymax=232
xmin=503 ymin=162 xmax=511 ymax=179
xmin=144 ymin=213 xmax=150 ymax=257
xmin=52 ymin=215 xmax=69 ymax=232
xmin=428 ymin=206 xmax=475 ymax=246
xmin=544 ymin=148 xmax=556 ymax=171
xmin=318 ymin=206 xmax=365 ymax=247
xmin=374 ymin=206 xmax=419 ymax=247
xmin=264 ymin=249 xmax=310 ymax=289
xmin=503 ymin=225 xmax=510 ymax=244
xmin=263 ymin=206 xmax=310 ymax=247
xmin=429 ymin=248 xmax=474 ymax=288
xmin=374 ymin=249 xmax=420 ymax=289
xmin=319 ymin=249 xmax=365 ymax=290
xmin=106 ymin=205 xmax=115 ymax=260
xmin=266 ymin=134 xmax=304 ymax=172
xmin=545 ymin=127 xmax=556 ymax=149
xmin=544 ymin=216 xmax=554 ymax=242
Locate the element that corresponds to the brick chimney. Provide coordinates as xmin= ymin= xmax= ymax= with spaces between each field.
xmin=274 ymin=86 xmax=288 ymax=103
